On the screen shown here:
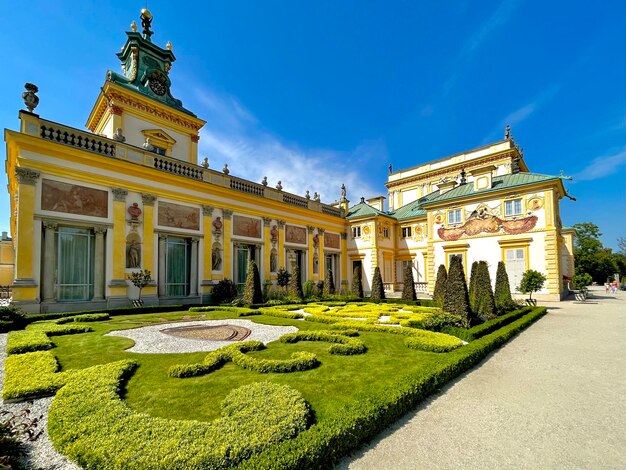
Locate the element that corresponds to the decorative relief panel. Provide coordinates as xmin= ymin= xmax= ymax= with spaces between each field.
xmin=285 ymin=225 xmax=307 ymax=244
xmin=41 ymin=179 xmax=108 ymax=218
xmin=157 ymin=201 xmax=199 ymax=230
xmin=325 ymin=232 xmax=340 ymax=249
xmin=233 ymin=215 xmax=262 ymax=239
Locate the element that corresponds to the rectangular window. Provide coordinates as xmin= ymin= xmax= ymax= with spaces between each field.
xmin=153 ymin=146 xmax=167 ymax=156
xmin=382 ymin=227 xmax=390 ymax=238
xmin=57 ymin=227 xmax=94 ymax=301
xmin=505 ymin=248 xmax=525 ymax=292
xmin=352 ymin=226 xmax=361 ymax=238
xmin=166 ymin=237 xmax=190 ymax=297
xmin=402 ymin=227 xmax=412 ymax=238
xmin=447 ymin=209 xmax=462 ymax=225
xmin=504 ymin=198 xmax=523 ymax=217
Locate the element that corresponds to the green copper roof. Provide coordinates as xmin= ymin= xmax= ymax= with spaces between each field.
xmin=387 ymin=191 xmax=441 ymax=220
xmin=345 ymin=199 xmax=386 ymax=219
xmin=421 ymin=172 xmax=567 ymax=206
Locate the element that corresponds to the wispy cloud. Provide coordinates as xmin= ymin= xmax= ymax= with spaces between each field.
xmin=193 ymin=87 xmax=383 ymax=204
xmin=572 ymin=149 xmax=626 ymax=182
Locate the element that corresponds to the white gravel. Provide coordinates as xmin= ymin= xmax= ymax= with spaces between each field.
xmin=0 ymin=333 xmax=81 ymax=470
xmin=106 ymin=319 xmax=299 ymax=353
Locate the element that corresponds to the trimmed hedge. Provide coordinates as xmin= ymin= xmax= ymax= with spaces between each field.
xmin=48 ymin=363 xmax=311 ymax=470
xmin=2 ymin=351 xmax=67 ymax=400
xmin=280 ymin=330 xmax=366 ymax=355
xmin=443 ymin=306 xmax=533 ymax=342
xmin=6 ymin=330 xmax=53 ymax=355
xmin=25 ymin=305 xmax=185 ymax=324
xmin=237 ymin=307 xmax=548 ymax=469
xmin=168 ymin=341 xmax=319 ymax=378
xmin=188 ymin=305 xmax=259 ymax=316
xmin=399 ymin=312 xmax=465 ymax=332
xmin=55 ymin=313 xmax=110 ymax=323
xmin=257 ymin=308 xmax=304 ymax=320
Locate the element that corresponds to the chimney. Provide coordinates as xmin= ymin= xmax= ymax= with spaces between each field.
xmin=469 ymin=165 xmax=496 ymax=191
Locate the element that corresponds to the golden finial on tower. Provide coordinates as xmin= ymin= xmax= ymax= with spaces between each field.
xmin=131 ymin=20 xmax=137 ymax=32
xmin=166 ymin=41 xmax=172 ymax=51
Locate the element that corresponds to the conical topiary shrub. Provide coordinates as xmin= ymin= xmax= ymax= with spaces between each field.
xmin=402 ymin=264 xmax=417 ymax=301
xmin=370 ymin=266 xmax=385 ymax=299
xmin=243 ymin=260 xmax=263 ymax=304
xmin=494 ymin=261 xmax=514 ymax=314
xmin=468 ymin=261 xmax=479 ymax=314
xmin=351 ymin=264 xmax=364 ymax=298
xmin=323 ymin=268 xmax=335 ymax=296
xmin=433 ymin=264 xmax=447 ymax=306
xmin=288 ymin=265 xmax=304 ymax=300
xmin=443 ymin=255 xmax=473 ymax=326
xmin=474 ymin=261 xmax=495 ymax=318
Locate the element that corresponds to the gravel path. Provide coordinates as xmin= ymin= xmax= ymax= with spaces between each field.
xmin=105 ymin=319 xmax=298 ymax=353
xmin=338 ymin=287 xmax=626 ymax=470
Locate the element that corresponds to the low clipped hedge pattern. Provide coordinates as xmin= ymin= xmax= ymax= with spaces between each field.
xmin=55 ymin=313 xmax=110 ymax=324
xmin=168 ymin=341 xmax=318 ymax=378
xmin=238 ymin=307 xmax=548 ymax=469
xmin=257 ymin=308 xmax=304 ymax=320
xmin=48 ymin=362 xmax=311 ymax=470
xmin=24 ymin=305 xmax=185 ymax=324
xmin=188 ymin=306 xmax=259 ymax=316
xmin=280 ymin=330 xmax=366 ymax=355
xmin=3 ymin=351 xmax=68 ymax=400
xmin=7 ymin=320 xmax=94 ymax=355
xmin=443 ymin=306 xmax=533 ymax=342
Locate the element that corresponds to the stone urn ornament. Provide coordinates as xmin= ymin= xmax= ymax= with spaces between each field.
xmin=127 ymin=203 xmax=142 ymax=221
xmin=213 ymin=216 xmax=223 ymax=234
xmin=270 ymin=224 xmax=279 ymax=242
xmin=22 ymin=83 xmax=39 ymax=112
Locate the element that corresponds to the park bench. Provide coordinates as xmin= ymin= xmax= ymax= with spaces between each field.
xmin=567 ymin=281 xmax=588 ymax=301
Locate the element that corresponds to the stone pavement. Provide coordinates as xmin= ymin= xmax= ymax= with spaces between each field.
xmin=338 ymin=286 xmax=626 ymax=470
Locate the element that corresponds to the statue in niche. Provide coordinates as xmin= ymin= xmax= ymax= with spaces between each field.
xmin=313 ymin=233 xmax=319 ymax=248
xmin=313 ymin=253 xmax=319 ymax=274
xmin=212 ymin=247 xmax=222 ymax=271
xmin=126 ymin=239 xmax=141 ymax=268
xmin=270 ymin=251 xmax=278 ymax=273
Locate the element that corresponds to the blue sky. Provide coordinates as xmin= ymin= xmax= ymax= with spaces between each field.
xmin=1 ymin=0 xmax=624 ymax=249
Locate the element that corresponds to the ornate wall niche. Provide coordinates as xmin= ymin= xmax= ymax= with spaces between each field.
xmin=211 ymin=242 xmax=223 ymax=271
xmin=126 ymin=232 xmax=142 ymax=269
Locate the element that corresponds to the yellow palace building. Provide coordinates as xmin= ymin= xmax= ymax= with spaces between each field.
xmin=3 ymin=11 xmax=575 ymax=313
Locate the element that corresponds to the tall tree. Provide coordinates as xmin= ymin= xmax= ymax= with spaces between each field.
xmin=370 ymin=266 xmax=385 ymax=299
xmin=468 ymin=261 xmax=479 ymax=314
xmin=433 ymin=264 xmax=447 ymax=306
xmin=474 ymin=261 xmax=495 ymax=318
xmin=243 ymin=260 xmax=263 ymax=305
xmin=573 ymin=222 xmax=623 ymax=283
xmin=402 ymin=264 xmax=417 ymax=301
xmin=443 ymin=256 xmax=472 ymax=326
xmin=288 ymin=265 xmax=304 ymax=299
xmin=494 ymin=261 xmax=514 ymax=314
xmin=323 ymin=268 xmax=335 ymax=296
xmin=351 ymin=264 xmax=364 ymax=298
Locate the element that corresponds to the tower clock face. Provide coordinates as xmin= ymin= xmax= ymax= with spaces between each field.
xmin=149 ymin=78 xmax=167 ymax=96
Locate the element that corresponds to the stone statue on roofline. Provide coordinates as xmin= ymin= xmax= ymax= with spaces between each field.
xmin=341 ymin=184 xmax=347 ymax=201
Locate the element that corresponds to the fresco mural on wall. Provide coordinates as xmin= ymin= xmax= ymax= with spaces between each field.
xmin=41 ymin=179 xmax=108 ymax=218
xmin=325 ymin=232 xmax=340 ymax=249
xmin=438 ymin=214 xmax=538 ymax=241
xmin=158 ymin=202 xmax=200 ymax=230
xmin=233 ymin=215 xmax=262 ymax=238
xmin=285 ymin=225 xmax=307 ymax=244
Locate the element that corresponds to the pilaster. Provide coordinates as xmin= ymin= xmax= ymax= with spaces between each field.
xmin=158 ymin=234 xmax=167 ymax=296
xmin=341 ymin=232 xmax=348 ymax=290
xmin=42 ymin=220 xmax=58 ymax=302
xmin=201 ymin=205 xmax=214 ymax=290
xmin=277 ymin=220 xmax=286 ymax=269
xmin=307 ymin=226 xmax=315 ymax=281
xmin=318 ymin=227 xmax=325 ymax=279
xmin=109 ymin=187 xmax=128 ymax=296
xmin=426 ymin=211 xmax=436 ymax=293
xmin=222 ymin=209 xmax=233 ymax=279
xmin=263 ymin=217 xmax=272 ymax=280
xmin=93 ymin=225 xmax=107 ymax=300
xmin=13 ymin=168 xmax=40 ymax=301
xmin=141 ymin=193 xmax=157 ymax=297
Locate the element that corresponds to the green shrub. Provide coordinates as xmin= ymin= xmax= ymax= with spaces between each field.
xmin=399 ymin=311 xmax=464 ymax=332
xmin=303 ymin=280 xmax=318 ymax=299
xmin=573 ymin=273 xmax=592 ymax=290
xmin=494 ymin=261 xmax=515 ymax=314
xmin=323 ymin=269 xmax=335 ymax=296
xmin=288 ymin=266 xmax=304 ymax=300
xmin=25 ymin=305 xmax=185 ymax=324
xmin=351 ymin=265 xmax=364 ymax=298
xmin=401 ymin=264 xmax=417 ymax=301
xmin=257 ymin=308 xmax=304 ymax=320
xmin=518 ymin=269 xmax=547 ymax=300
xmin=370 ymin=267 xmax=385 ymax=300
xmin=443 ymin=306 xmax=533 ymax=342
xmin=0 ymin=305 xmax=26 ymax=333
xmin=55 ymin=313 xmax=110 ymax=323
xmin=2 ymin=351 xmax=67 ymax=400
xmin=212 ymin=278 xmax=239 ymax=304
xmin=432 ymin=264 xmax=447 ymax=307
xmin=6 ymin=330 xmax=53 ymax=355
xmin=443 ymin=255 xmax=473 ymax=326
xmin=239 ymin=307 xmax=548 ymax=470
xmin=48 ymin=362 xmax=311 ymax=470
xmin=473 ymin=261 xmax=495 ymax=318
xmin=280 ymin=330 xmax=366 ymax=355
xmin=468 ymin=261 xmax=479 ymax=314
xmin=276 ymin=267 xmax=291 ymax=290
xmin=243 ymin=261 xmax=263 ymax=305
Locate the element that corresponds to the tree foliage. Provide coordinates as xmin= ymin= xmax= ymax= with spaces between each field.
xmin=212 ymin=279 xmax=238 ymax=304
xmin=276 ymin=268 xmax=291 ymax=289
xmin=433 ymin=264 xmax=447 ymax=307
xmin=128 ymin=269 xmax=152 ymax=300
xmin=494 ymin=261 xmax=514 ymax=314
xmin=370 ymin=266 xmax=385 ymax=299
xmin=442 ymin=256 xmax=472 ymax=326
xmin=323 ymin=269 xmax=335 ymax=296
xmin=518 ymin=270 xmax=546 ymax=300
xmin=401 ymin=264 xmax=416 ymax=301
xmin=473 ymin=261 xmax=495 ymax=318
xmin=288 ymin=265 xmax=304 ymax=299
xmin=243 ymin=261 xmax=263 ymax=305
xmin=351 ymin=264 xmax=364 ymax=298
xmin=468 ymin=261 xmax=479 ymax=314
xmin=573 ymin=222 xmax=625 ymax=283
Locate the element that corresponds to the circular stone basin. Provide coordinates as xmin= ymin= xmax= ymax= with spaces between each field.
xmin=160 ymin=324 xmax=252 ymax=341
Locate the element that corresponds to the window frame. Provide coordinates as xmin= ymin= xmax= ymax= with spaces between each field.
xmin=447 ymin=208 xmax=463 ymax=225
xmin=351 ymin=226 xmax=361 ymax=239
xmin=401 ymin=226 xmax=412 ymax=238
xmin=504 ymin=198 xmax=524 ymax=217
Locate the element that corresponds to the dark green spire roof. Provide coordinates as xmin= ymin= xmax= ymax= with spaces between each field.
xmin=107 ymin=10 xmax=196 ymax=117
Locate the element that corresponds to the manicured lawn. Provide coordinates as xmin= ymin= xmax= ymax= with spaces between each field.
xmin=5 ymin=304 xmax=548 ymax=468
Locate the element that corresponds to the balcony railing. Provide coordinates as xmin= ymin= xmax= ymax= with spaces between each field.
xmin=26 ymin=116 xmax=345 ymax=218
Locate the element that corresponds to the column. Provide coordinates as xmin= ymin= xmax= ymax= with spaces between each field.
xmin=341 ymin=232 xmax=349 ymax=290
xmin=13 ymin=168 xmax=40 ymax=302
xmin=222 ymin=209 xmax=233 ymax=279
xmin=190 ymin=238 xmax=199 ymax=296
xmin=93 ymin=225 xmax=106 ymax=300
xmin=201 ymin=205 xmax=213 ymax=289
xmin=307 ymin=226 xmax=315 ymax=281
xmin=109 ymin=188 xmax=128 ymax=296
xmin=277 ymin=220 xmax=286 ymax=270
xmin=318 ymin=227 xmax=326 ymax=279
xmin=426 ymin=212 xmax=436 ymax=294
xmin=141 ymin=194 xmax=157 ymax=298
xmin=263 ymin=217 xmax=272 ymax=280
xmin=42 ymin=220 xmax=58 ymax=302
xmin=158 ymin=234 xmax=167 ymax=297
